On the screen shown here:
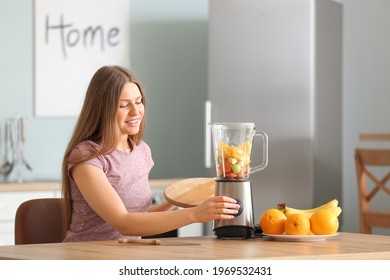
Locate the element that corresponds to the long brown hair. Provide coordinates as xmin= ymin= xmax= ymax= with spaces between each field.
xmin=61 ymin=65 xmax=147 ymax=234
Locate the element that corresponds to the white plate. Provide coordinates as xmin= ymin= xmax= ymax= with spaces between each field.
xmin=263 ymin=233 xmax=339 ymax=242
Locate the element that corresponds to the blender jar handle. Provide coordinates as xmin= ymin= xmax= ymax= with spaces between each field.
xmin=250 ymin=131 xmax=268 ymax=174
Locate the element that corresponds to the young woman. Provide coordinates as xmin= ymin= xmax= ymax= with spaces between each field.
xmin=61 ymin=65 xmax=239 ymax=242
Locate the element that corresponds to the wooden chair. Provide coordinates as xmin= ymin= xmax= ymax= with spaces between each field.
xmin=355 ymin=148 xmax=390 ymax=233
xmin=14 ymin=198 xmax=65 ymax=244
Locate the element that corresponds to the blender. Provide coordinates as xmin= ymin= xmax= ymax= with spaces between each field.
xmin=210 ymin=122 xmax=268 ymax=239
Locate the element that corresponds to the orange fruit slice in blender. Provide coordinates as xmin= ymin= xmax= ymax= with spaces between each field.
xmin=217 ymin=141 xmax=252 ymax=179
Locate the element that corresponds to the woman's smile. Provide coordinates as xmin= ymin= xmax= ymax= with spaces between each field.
xmin=125 ymin=118 xmax=141 ymax=127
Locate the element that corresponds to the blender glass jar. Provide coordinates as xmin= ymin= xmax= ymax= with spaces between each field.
xmin=210 ymin=122 xmax=268 ymax=181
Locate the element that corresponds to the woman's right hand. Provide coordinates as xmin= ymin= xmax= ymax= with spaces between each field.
xmin=190 ymin=196 xmax=240 ymax=223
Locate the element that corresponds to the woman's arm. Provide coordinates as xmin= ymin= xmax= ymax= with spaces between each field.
xmin=148 ymin=201 xmax=176 ymax=212
xmin=72 ymin=164 xmax=239 ymax=236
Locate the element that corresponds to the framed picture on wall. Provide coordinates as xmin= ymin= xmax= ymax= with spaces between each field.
xmin=34 ymin=0 xmax=130 ymax=117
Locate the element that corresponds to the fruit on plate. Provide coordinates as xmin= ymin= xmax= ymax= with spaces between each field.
xmin=259 ymin=199 xmax=343 ymax=235
xmin=278 ymin=199 xmax=340 ymax=219
xmin=310 ymin=209 xmax=340 ymax=235
xmin=284 ymin=213 xmax=311 ymax=235
xmin=259 ymin=208 xmax=287 ymax=234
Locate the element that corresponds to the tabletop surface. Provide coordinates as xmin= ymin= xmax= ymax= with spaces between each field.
xmin=0 ymin=232 xmax=389 ymax=260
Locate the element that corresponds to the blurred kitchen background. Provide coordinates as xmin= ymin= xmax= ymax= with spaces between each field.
xmin=0 ymin=0 xmax=390 ymax=239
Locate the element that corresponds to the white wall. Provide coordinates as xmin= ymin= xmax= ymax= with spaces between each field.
xmin=0 ymin=0 xmax=209 ymax=181
xmin=339 ymin=0 xmax=390 ymax=234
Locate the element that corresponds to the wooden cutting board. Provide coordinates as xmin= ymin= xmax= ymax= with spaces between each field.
xmin=164 ymin=177 xmax=215 ymax=208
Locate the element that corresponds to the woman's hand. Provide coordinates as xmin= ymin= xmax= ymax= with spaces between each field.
xmin=189 ymin=196 xmax=240 ymax=223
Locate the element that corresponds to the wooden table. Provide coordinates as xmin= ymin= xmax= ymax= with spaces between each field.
xmin=0 ymin=232 xmax=389 ymax=260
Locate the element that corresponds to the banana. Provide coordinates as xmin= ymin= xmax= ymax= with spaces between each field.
xmin=278 ymin=199 xmax=339 ymax=219
xmin=325 ymin=206 xmax=342 ymax=217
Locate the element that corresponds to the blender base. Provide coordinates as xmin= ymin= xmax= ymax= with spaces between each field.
xmin=214 ymin=226 xmax=254 ymax=239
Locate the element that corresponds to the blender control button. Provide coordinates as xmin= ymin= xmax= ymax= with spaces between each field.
xmin=234 ymin=200 xmax=244 ymax=217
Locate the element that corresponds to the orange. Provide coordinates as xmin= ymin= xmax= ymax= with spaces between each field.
xmin=310 ymin=209 xmax=339 ymax=235
xmin=260 ymin=209 xmax=287 ymax=234
xmin=284 ymin=213 xmax=311 ymax=235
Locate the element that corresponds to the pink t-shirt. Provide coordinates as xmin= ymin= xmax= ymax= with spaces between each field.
xmin=63 ymin=140 xmax=154 ymax=242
